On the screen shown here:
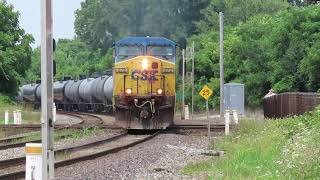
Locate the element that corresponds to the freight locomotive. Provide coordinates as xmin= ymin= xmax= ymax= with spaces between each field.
xmin=20 ymin=37 xmax=176 ymax=129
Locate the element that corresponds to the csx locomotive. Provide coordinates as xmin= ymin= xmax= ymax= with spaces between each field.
xmin=113 ymin=37 xmax=176 ymax=129
xmin=20 ymin=37 xmax=176 ymax=129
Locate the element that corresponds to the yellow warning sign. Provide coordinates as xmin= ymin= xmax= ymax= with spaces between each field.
xmin=199 ymin=85 xmax=213 ymax=100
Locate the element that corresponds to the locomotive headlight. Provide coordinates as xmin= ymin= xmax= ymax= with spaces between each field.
xmin=157 ymin=88 xmax=163 ymax=95
xmin=126 ymin=88 xmax=132 ymax=95
xmin=142 ymin=58 xmax=149 ymax=69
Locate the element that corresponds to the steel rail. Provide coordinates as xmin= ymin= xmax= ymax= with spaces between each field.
xmin=0 ymin=112 xmax=108 ymax=130
xmin=0 ymin=132 xmax=75 ymax=151
xmin=0 ymin=130 xmax=159 ymax=180
xmin=168 ymin=124 xmax=231 ymax=130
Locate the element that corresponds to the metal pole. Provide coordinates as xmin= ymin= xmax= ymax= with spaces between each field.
xmin=41 ymin=0 xmax=54 ymax=179
xmin=182 ymin=49 xmax=185 ymax=120
xmin=206 ymin=100 xmax=210 ymax=139
xmin=219 ymin=12 xmax=224 ymax=120
xmin=191 ymin=41 xmax=195 ymax=121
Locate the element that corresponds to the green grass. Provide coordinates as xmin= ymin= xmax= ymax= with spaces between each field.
xmin=0 ymin=94 xmax=40 ymax=124
xmin=183 ymin=107 xmax=320 ymax=179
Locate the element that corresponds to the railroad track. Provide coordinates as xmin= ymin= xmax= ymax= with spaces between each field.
xmin=0 ymin=112 xmax=119 ymax=130
xmin=0 ymin=112 xmax=121 ymax=155
xmin=168 ymin=124 xmax=231 ymax=130
xmin=0 ymin=131 xmax=80 ymax=151
xmin=0 ymin=130 xmax=160 ymax=179
xmin=59 ymin=112 xmax=104 ymax=126
xmin=0 ymin=122 xmax=227 ymax=150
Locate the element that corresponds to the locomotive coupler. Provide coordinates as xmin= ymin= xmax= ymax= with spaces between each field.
xmin=140 ymin=109 xmax=149 ymax=119
xmin=134 ymin=98 xmax=156 ymax=118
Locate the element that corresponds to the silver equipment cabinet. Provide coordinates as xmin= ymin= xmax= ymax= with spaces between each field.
xmin=223 ymin=83 xmax=244 ymax=115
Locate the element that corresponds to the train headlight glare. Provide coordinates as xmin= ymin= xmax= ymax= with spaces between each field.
xmin=157 ymin=88 xmax=163 ymax=95
xmin=142 ymin=58 xmax=148 ymax=69
xmin=126 ymin=88 xmax=132 ymax=95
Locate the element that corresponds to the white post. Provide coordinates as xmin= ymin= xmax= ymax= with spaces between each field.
xmin=184 ymin=105 xmax=190 ymax=120
xmin=25 ymin=143 xmax=42 ymax=180
xmin=13 ymin=111 xmax=17 ymax=124
xmin=53 ymin=103 xmax=56 ymax=122
xmin=225 ymin=110 xmax=230 ymax=135
xmin=4 ymin=110 xmax=9 ymax=125
xmin=17 ymin=110 xmax=21 ymax=124
xmin=233 ymin=110 xmax=239 ymax=124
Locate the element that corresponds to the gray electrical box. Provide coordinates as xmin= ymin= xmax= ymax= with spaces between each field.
xmin=224 ymin=83 xmax=245 ymax=115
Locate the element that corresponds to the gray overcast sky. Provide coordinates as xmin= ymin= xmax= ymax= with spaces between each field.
xmin=7 ymin=0 xmax=84 ymax=47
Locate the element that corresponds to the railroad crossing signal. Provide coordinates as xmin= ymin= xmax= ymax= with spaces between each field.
xmin=199 ymin=85 xmax=213 ymax=100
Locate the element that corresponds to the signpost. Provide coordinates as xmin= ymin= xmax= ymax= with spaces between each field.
xmin=199 ymin=85 xmax=213 ymax=139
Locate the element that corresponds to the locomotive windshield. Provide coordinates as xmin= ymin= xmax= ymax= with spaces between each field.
xmin=147 ymin=46 xmax=174 ymax=61
xmin=116 ymin=45 xmax=144 ymax=62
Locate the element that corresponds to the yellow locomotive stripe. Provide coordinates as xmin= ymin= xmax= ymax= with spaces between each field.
xmin=25 ymin=146 xmax=42 ymax=154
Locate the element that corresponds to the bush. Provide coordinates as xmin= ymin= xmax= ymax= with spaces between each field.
xmin=0 ymin=94 xmax=12 ymax=105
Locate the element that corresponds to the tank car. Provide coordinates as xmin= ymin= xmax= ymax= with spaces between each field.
xmin=53 ymin=81 xmax=68 ymax=109
xmin=113 ymin=37 xmax=176 ymax=129
xmin=64 ymin=79 xmax=83 ymax=110
xmin=90 ymin=75 xmax=113 ymax=112
xmin=21 ymin=83 xmax=41 ymax=108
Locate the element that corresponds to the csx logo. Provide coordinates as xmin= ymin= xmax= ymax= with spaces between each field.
xmin=131 ymin=69 xmax=158 ymax=83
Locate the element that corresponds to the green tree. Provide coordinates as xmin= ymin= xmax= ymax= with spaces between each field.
xmin=24 ymin=48 xmax=40 ymax=83
xmin=75 ymin=0 xmax=210 ymax=51
xmin=197 ymin=0 xmax=289 ymax=32
xmin=25 ymin=39 xmax=113 ymax=82
xmin=0 ymin=2 xmax=33 ymax=94
xmin=299 ymin=42 xmax=320 ymax=91
xmin=189 ymin=5 xmax=320 ymax=108
xmin=144 ymin=0 xmax=210 ymax=47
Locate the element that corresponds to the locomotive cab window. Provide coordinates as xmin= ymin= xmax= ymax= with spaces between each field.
xmin=147 ymin=46 xmax=174 ymax=61
xmin=116 ymin=45 xmax=144 ymax=62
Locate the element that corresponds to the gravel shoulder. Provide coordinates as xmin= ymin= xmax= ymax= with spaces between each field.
xmin=55 ymin=132 xmax=212 ymax=179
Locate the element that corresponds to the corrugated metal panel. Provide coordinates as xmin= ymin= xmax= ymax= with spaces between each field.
xmin=263 ymin=92 xmax=320 ymax=118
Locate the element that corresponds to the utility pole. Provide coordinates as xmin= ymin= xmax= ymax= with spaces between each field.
xmin=191 ymin=41 xmax=195 ymax=121
xmin=219 ymin=12 xmax=224 ymax=119
xmin=41 ymin=0 xmax=54 ymax=179
xmin=181 ymin=49 xmax=185 ymax=119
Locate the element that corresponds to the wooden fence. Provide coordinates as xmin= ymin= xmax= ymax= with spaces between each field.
xmin=263 ymin=92 xmax=320 ymax=118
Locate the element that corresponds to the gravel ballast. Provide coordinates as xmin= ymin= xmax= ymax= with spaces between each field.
xmin=55 ymin=133 xmax=212 ymax=179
